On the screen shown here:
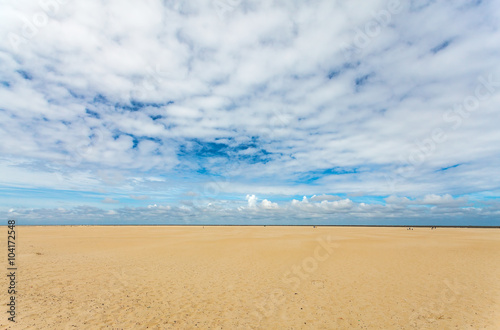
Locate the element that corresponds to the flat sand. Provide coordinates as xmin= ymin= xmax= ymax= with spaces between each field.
xmin=1 ymin=226 xmax=499 ymax=329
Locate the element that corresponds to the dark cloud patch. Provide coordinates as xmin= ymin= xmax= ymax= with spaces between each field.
xmin=431 ymin=40 xmax=452 ymax=54
xmin=437 ymin=164 xmax=461 ymax=172
xmin=119 ymin=100 xmax=174 ymax=112
xmin=85 ymin=109 xmax=100 ymax=119
xmin=295 ymin=167 xmax=359 ymax=184
xmin=17 ymin=70 xmax=32 ymax=80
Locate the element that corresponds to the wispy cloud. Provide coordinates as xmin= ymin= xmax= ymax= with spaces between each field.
xmin=129 ymin=195 xmax=150 ymax=201
xmin=101 ymin=197 xmax=119 ymax=204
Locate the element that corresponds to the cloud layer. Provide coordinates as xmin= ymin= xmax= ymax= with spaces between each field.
xmin=4 ymin=193 xmax=499 ymax=226
xmin=1 ymin=0 xmax=499 ymax=224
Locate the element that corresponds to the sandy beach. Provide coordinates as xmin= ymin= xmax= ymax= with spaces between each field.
xmin=1 ymin=226 xmax=499 ymax=329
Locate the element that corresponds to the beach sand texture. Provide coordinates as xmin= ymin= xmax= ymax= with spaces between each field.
xmin=1 ymin=226 xmax=499 ymax=329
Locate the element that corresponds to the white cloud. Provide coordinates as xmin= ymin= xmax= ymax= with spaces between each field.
xmin=291 ymin=197 xmax=354 ymax=213
xmin=261 ymin=199 xmax=279 ymax=209
xmin=246 ymin=194 xmax=257 ymax=209
xmin=385 ymin=194 xmax=467 ymax=207
xmin=385 ymin=195 xmax=412 ymax=205
xmin=129 ymin=195 xmax=150 ymax=200
xmin=420 ymin=194 xmax=466 ymax=206
xmin=320 ymin=199 xmax=354 ymax=210
xmin=101 ymin=197 xmax=119 ymax=204
xmin=310 ymin=194 xmax=342 ymax=202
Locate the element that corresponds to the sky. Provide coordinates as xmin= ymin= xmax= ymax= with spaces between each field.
xmin=0 ymin=0 xmax=499 ymax=225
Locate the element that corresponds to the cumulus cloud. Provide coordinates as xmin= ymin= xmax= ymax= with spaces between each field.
xmin=246 ymin=194 xmax=258 ymax=209
xmin=261 ymin=199 xmax=279 ymax=210
xmin=242 ymin=195 xmax=279 ymax=210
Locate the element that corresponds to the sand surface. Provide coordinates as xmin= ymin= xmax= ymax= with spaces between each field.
xmin=1 ymin=226 xmax=499 ymax=329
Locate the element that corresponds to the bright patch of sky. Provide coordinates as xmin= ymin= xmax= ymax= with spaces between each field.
xmin=1 ymin=0 xmax=499 ymax=225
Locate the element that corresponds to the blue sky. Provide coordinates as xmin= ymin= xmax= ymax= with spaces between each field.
xmin=1 ymin=0 xmax=500 ymax=225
